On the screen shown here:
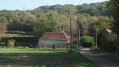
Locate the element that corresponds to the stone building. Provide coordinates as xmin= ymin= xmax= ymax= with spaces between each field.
xmin=38 ymin=29 xmax=71 ymax=48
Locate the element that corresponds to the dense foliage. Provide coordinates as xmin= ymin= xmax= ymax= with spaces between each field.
xmin=108 ymin=0 xmax=119 ymax=37
xmin=80 ymin=36 xmax=95 ymax=47
xmin=1 ymin=37 xmax=38 ymax=47
xmin=96 ymin=0 xmax=119 ymax=53
xmin=0 ymin=1 xmax=112 ymax=38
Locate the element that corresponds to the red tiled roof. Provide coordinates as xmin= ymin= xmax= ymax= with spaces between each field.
xmin=56 ymin=28 xmax=70 ymax=39
xmin=39 ymin=32 xmax=68 ymax=40
xmin=39 ymin=28 xmax=71 ymax=40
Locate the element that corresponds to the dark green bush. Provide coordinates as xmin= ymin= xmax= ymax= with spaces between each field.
xmin=101 ymin=34 xmax=117 ymax=52
xmin=1 ymin=37 xmax=38 ymax=47
xmin=52 ymin=44 xmax=56 ymax=49
xmin=80 ymin=36 xmax=95 ymax=47
xmin=0 ymin=42 xmax=5 ymax=46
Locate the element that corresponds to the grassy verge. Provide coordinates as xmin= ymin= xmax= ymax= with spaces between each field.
xmin=90 ymin=48 xmax=119 ymax=63
xmin=65 ymin=46 xmax=101 ymax=67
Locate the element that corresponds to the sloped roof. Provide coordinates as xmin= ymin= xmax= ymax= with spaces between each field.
xmin=39 ymin=28 xmax=69 ymax=40
xmin=55 ymin=28 xmax=70 ymax=39
xmin=105 ymin=29 xmax=112 ymax=34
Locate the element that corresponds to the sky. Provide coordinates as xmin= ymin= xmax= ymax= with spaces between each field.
xmin=0 ymin=0 xmax=109 ymax=10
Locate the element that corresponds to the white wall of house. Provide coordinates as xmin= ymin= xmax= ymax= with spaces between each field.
xmin=38 ymin=40 xmax=68 ymax=48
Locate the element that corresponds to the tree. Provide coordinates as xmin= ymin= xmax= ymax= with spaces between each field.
xmin=0 ymin=23 xmax=7 ymax=33
xmin=33 ymin=11 xmax=60 ymax=37
xmin=92 ymin=16 xmax=112 ymax=33
xmin=33 ymin=19 xmax=48 ymax=37
xmin=78 ymin=14 xmax=91 ymax=35
xmin=108 ymin=0 xmax=119 ymax=37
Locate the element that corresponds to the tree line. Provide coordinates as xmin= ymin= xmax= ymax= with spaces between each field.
xmin=0 ymin=1 xmax=111 ymax=38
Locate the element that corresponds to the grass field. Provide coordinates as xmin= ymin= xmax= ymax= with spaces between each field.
xmin=0 ymin=48 xmax=100 ymax=67
xmin=0 ymin=48 xmax=67 ymax=67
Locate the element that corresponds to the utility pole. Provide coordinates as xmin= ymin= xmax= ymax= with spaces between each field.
xmin=101 ymin=35 xmax=103 ymax=51
xmin=95 ymin=29 xmax=97 ymax=48
xmin=70 ymin=17 xmax=72 ymax=51
xmin=77 ymin=17 xmax=79 ymax=46
xmin=77 ymin=16 xmax=81 ymax=46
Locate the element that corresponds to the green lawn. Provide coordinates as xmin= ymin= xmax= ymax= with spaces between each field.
xmin=0 ymin=47 xmax=100 ymax=67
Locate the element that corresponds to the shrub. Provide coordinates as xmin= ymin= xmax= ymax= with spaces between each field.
xmin=1 ymin=37 xmax=38 ymax=47
xmin=67 ymin=44 xmax=70 ymax=48
xmin=44 ymin=45 xmax=47 ymax=48
xmin=0 ymin=42 xmax=5 ymax=46
xmin=80 ymin=36 xmax=95 ymax=47
xmin=7 ymin=39 xmax=15 ymax=48
xmin=101 ymin=34 xmax=117 ymax=52
xmin=52 ymin=44 xmax=56 ymax=49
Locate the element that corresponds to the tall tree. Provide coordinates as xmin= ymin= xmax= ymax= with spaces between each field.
xmin=108 ymin=0 xmax=119 ymax=37
xmin=78 ymin=14 xmax=91 ymax=35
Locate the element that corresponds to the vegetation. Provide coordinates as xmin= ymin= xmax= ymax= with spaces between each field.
xmin=0 ymin=48 xmax=101 ymax=67
xmin=90 ymin=48 xmax=119 ymax=63
xmin=107 ymin=0 xmax=119 ymax=54
xmin=0 ymin=48 xmax=67 ymax=67
xmin=0 ymin=1 xmax=111 ymax=38
xmin=0 ymin=0 xmax=119 ymax=66
xmin=108 ymin=0 xmax=119 ymax=37
xmin=80 ymin=36 xmax=95 ymax=47
xmin=1 ymin=37 xmax=38 ymax=48
xmin=52 ymin=44 xmax=56 ymax=49
xmin=92 ymin=0 xmax=119 ymax=55
xmin=7 ymin=39 xmax=15 ymax=48
xmin=66 ymin=46 xmax=101 ymax=67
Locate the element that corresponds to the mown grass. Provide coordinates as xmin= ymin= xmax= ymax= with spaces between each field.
xmin=90 ymin=48 xmax=119 ymax=63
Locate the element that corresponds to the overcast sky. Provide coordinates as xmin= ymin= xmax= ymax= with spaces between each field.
xmin=0 ymin=0 xmax=109 ymax=10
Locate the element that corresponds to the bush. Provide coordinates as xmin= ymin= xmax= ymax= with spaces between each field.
xmin=7 ymin=39 xmax=15 ymax=48
xmin=0 ymin=42 xmax=5 ymax=46
xmin=44 ymin=45 xmax=47 ymax=48
xmin=80 ymin=36 xmax=95 ymax=47
xmin=67 ymin=44 xmax=70 ymax=48
xmin=101 ymin=34 xmax=117 ymax=52
xmin=1 ymin=37 xmax=38 ymax=47
xmin=52 ymin=44 xmax=56 ymax=49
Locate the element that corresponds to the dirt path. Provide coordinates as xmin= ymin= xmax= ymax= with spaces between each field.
xmin=80 ymin=48 xmax=119 ymax=67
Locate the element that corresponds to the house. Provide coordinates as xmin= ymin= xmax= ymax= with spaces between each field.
xmin=38 ymin=28 xmax=77 ymax=48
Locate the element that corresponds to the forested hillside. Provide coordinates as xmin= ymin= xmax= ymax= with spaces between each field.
xmin=0 ymin=1 xmax=112 ymax=37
